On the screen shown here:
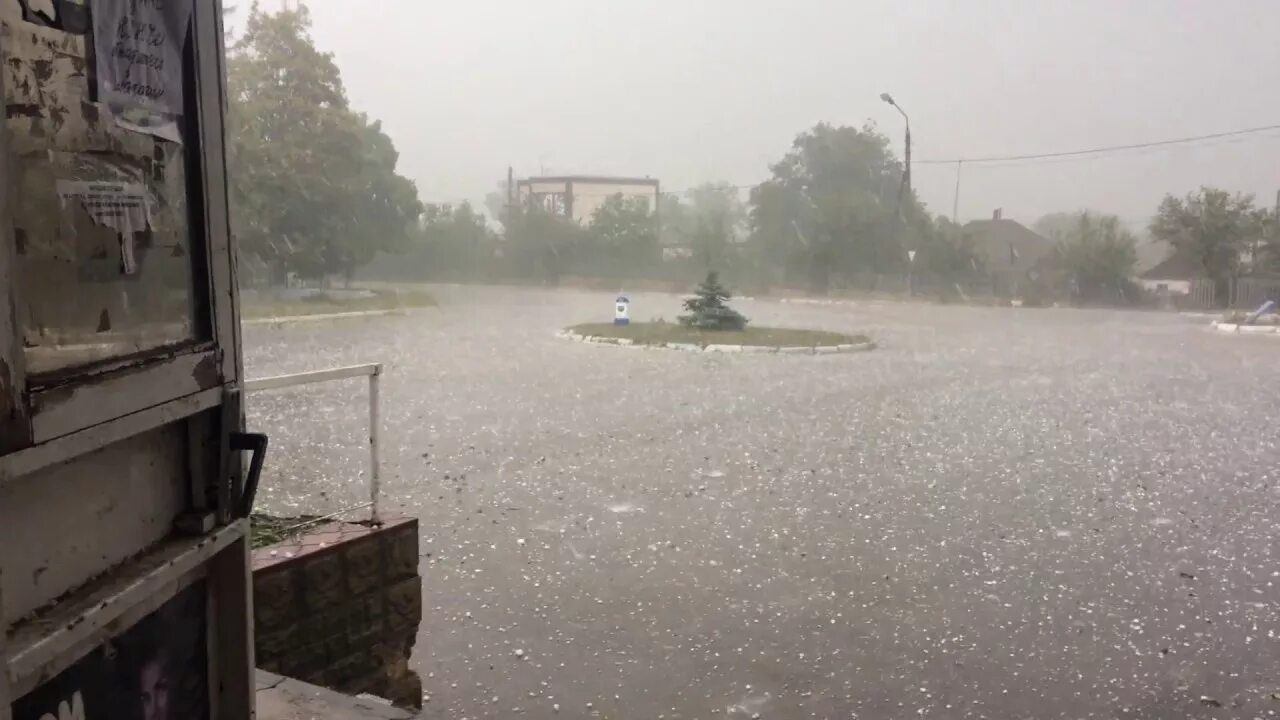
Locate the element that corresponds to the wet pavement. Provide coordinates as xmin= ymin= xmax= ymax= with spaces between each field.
xmin=244 ymin=285 xmax=1280 ymax=719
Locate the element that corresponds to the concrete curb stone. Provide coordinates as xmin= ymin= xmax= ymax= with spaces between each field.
xmin=244 ymin=309 xmax=408 ymax=326
xmin=1212 ymin=322 xmax=1280 ymax=335
xmin=561 ymin=332 xmax=877 ymax=354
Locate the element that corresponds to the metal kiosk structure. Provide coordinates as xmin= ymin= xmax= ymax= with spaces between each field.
xmin=1 ymin=2 xmax=255 ymax=718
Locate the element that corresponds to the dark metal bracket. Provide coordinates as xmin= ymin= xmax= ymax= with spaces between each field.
xmin=230 ymin=432 xmax=268 ymax=519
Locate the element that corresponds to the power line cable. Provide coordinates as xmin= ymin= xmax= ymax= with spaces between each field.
xmin=916 ymin=123 xmax=1280 ymax=165
xmin=936 ymin=132 xmax=1280 ymax=171
xmin=512 ymin=122 xmax=1280 ymax=201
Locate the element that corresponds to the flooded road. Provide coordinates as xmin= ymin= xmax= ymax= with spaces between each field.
xmin=245 ymin=286 xmax=1280 ymax=719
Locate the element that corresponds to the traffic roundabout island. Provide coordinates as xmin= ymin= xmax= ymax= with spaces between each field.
xmin=560 ymin=322 xmax=876 ymax=355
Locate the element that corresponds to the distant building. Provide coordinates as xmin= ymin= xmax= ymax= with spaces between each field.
xmin=1137 ymin=251 xmax=1201 ymax=296
xmin=1133 ymin=239 xmax=1169 ymax=276
xmin=517 ymin=175 xmax=660 ymax=225
xmin=962 ymin=210 xmax=1054 ymax=293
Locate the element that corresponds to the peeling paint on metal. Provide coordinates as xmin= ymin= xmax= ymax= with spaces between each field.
xmin=193 ymin=352 xmax=220 ymax=389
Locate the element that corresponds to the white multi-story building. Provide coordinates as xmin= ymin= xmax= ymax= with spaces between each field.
xmin=517 ymin=175 xmax=660 ymax=225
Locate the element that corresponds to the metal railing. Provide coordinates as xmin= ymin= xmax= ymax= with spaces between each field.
xmin=244 ymin=363 xmax=383 ymax=524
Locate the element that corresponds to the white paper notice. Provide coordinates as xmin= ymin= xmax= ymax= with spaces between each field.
xmin=114 ymin=109 xmax=183 ymax=145
xmin=93 ymin=0 xmax=195 ymax=115
xmin=57 ymin=180 xmax=153 ymax=274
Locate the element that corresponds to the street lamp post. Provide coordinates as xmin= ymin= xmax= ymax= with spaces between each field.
xmin=880 ymin=93 xmax=911 ymax=210
xmin=882 ymin=92 xmax=914 ymax=293
xmin=907 ymin=249 xmax=917 ymax=297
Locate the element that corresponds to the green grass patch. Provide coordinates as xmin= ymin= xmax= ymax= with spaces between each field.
xmin=241 ymin=288 xmax=436 ymax=320
xmin=569 ymin=322 xmax=869 ymax=348
xmin=250 ymin=512 xmax=339 ymax=549
xmin=251 ymin=513 xmax=307 ymax=548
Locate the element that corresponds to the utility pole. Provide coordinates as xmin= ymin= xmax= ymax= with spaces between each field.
xmin=952 ymin=160 xmax=963 ymax=225
xmin=507 ymin=166 xmax=514 ymax=213
xmin=903 ymin=118 xmax=912 ymax=209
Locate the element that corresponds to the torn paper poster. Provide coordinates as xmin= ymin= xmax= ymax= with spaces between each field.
xmin=19 ymin=0 xmax=90 ymax=33
xmin=2 ymin=14 xmax=91 ymax=107
xmin=112 ymin=107 xmax=182 ymax=144
xmin=56 ymin=181 xmax=153 ymax=274
xmin=92 ymin=0 xmax=194 ymax=115
xmin=21 ymin=0 xmax=56 ymax=24
xmin=56 ymin=179 xmax=153 ymax=276
xmin=56 ymin=180 xmax=152 ymax=234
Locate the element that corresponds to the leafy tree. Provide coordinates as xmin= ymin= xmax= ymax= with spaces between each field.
xmin=659 ymin=183 xmax=747 ymax=276
xmin=914 ymin=216 xmax=982 ymax=288
xmin=686 ymin=183 xmax=745 ymax=271
xmin=334 ymin=115 xmax=424 ymax=282
xmin=1258 ymin=212 xmax=1280 ymax=275
xmin=587 ymin=194 xmax=659 ymax=276
xmin=1149 ymin=188 xmax=1260 ymax=294
xmin=227 ymin=6 xmax=421 ymax=284
xmin=679 ymin=272 xmax=748 ymax=330
xmin=690 ymin=213 xmax=731 ymax=273
xmin=686 ymin=182 xmax=746 ymax=236
xmin=658 ymin=193 xmax=692 ymax=248
xmin=416 ymin=202 xmax=492 ymax=278
xmin=1047 ymin=212 xmax=1139 ymax=304
xmin=1034 ymin=211 xmax=1103 ymax=241
xmin=504 ymin=204 xmax=588 ymax=284
xmin=748 ymin=123 xmax=925 ymax=292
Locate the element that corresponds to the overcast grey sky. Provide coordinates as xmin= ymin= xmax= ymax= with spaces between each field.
xmin=296 ymin=0 xmax=1280 ymax=229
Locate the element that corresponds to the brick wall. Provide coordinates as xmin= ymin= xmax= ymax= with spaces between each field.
xmin=252 ymin=517 xmax=422 ymax=709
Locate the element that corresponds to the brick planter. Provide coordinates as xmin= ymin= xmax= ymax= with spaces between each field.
xmin=252 ymin=517 xmax=423 ymax=709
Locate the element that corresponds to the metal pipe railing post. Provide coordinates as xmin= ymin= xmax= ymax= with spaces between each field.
xmin=244 ymin=362 xmax=385 ymax=526
xmin=368 ymin=365 xmax=382 ymax=525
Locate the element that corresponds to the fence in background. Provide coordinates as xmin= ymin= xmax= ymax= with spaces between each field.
xmin=1231 ymin=276 xmax=1280 ymax=310
xmin=1183 ymin=278 xmax=1217 ymax=310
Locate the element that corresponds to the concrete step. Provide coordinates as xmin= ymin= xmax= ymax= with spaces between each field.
xmin=256 ymin=670 xmax=415 ymax=720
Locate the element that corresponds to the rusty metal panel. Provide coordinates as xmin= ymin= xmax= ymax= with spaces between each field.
xmin=209 ymin=531 xmax=254 ymax=720
xmin=0 ymin=571 xmax=11 ymax=719
xmin=1 ymin=3 xmax=247 ymax=716
xmin=0 ymin=423 xmax=187 ymax=619
xmin=29 ymin=347 xmax=217 ymax=443
xmin=0 ymin=0 xmax=29 ymax=454
xmin=0 ymin=387 xmax=220 ymax=482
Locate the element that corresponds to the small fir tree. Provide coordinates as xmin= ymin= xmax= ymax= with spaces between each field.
xmin=679 ymin=272 xmax=749 ymax=330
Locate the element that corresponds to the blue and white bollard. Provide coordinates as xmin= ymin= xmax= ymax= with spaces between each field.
xmin=614 ymin=296 xmax=631 ymax=326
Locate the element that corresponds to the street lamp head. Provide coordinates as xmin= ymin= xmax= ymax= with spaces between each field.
xmin=880 ymin=92 xmax=896 ymax=106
